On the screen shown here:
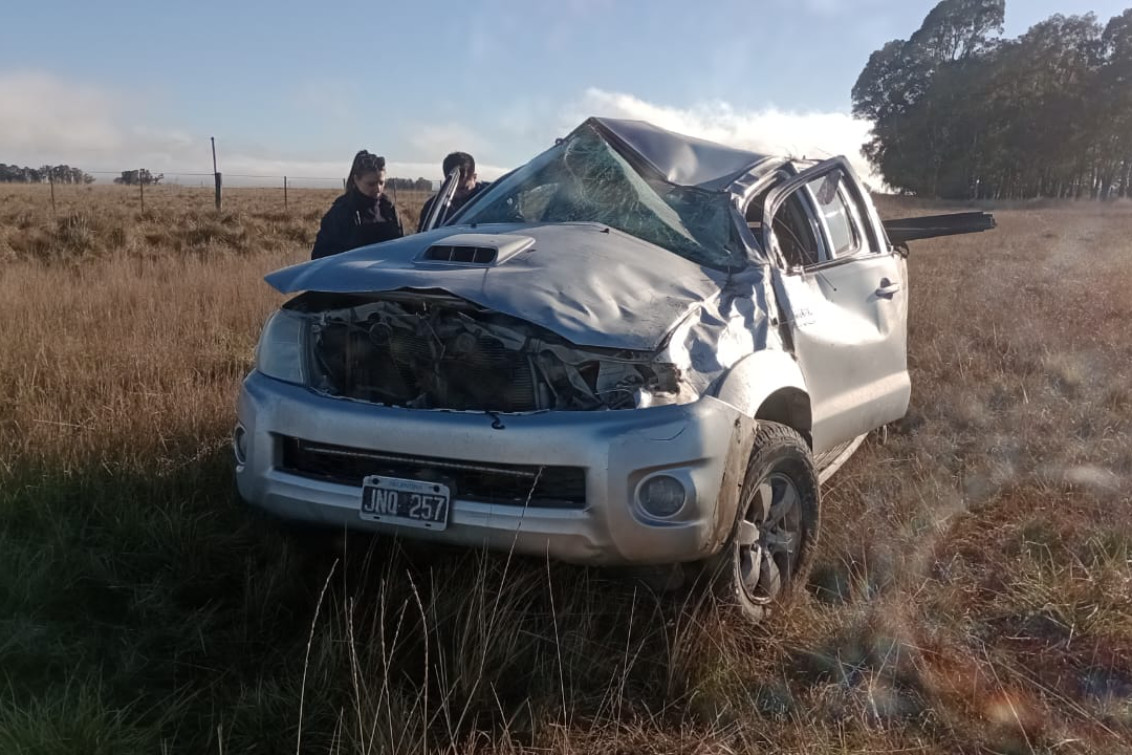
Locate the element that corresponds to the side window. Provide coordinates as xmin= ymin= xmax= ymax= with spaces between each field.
xmin=748 ymin=191 xmax=823 ymax=269
xmin=806 ymin=176 xmax=862 ymax=259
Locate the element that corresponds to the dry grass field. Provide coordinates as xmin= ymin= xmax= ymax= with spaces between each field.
xmin=1 ymin=184 xmax=1130 ymax=754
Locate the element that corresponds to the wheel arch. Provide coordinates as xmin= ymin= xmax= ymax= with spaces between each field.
xmin=755 ymin=388 xmax=812 ymax=447
xmin=710 ymin=350 xmax=813 ymax=445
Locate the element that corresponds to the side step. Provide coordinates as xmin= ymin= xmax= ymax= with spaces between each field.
xmin=816 ymin=434 xmax=866 ymax=485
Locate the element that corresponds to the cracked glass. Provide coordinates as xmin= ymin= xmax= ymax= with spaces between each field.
xmin=458 ymin=123 xmax=745 ymax=269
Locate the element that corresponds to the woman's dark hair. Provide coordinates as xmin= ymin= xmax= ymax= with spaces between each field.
xmin=347 ymin=150 xmax=386 ymax=188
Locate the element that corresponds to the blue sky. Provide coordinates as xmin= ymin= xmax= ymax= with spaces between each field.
xmin=1 ymin=0 xmax=1127 ymax=185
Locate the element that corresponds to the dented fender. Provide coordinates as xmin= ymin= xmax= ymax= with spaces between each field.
xmin=709 ymin=413 xmax=758 ymax=554
xmin=709 ymin=349 xmax=809 ymax=420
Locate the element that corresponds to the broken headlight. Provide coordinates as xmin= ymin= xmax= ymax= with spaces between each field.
xmin=281 ymin=296 xmax=701 ymax=412
xmin=255 ymin=310 xmax=308 ymax=386
xmin=630 ymin=363 xmax=699 ymax=408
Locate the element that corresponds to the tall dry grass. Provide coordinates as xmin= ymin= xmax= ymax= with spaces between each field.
xmin=0 ymin=184 xmax=429 ymax=466
xmin=1 ymin=185 xmax=1130 ymax=753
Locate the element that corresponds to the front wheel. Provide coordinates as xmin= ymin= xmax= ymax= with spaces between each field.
xmin=702 ymin=421 xmax=820 ymax=623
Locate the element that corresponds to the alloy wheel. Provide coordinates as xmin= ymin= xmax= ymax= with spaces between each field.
xmin=735 ymin=471 xmax=803 ymax=604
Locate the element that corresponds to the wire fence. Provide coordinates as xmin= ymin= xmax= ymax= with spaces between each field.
xmin=76 ymin=169 xmax=348 ymax=186
xmin=3 ymin=170 xmax=434 ymax=216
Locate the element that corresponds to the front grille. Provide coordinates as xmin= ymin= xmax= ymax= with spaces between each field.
xmin=279 ymin=437 xmax=586 ymax=509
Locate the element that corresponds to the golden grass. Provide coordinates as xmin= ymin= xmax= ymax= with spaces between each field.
xmin=0 ymin=185 xmax=430 ymax=468
xmin=1 ymin=185 xmax=1130 ymax=753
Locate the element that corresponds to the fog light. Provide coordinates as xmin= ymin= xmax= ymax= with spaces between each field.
xmin=638 ymin=475 xmax=686 ymax=518
xmin=233 ymin=424 xmax=248 ymax=465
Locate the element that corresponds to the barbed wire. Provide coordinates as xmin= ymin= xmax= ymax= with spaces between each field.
xmin=6 ymin=169 xmax=438 ymax=184
xmin=4 ymin=168 xmax=441 ymax=205
xmin=223 ymin=173 xmax=343 ymax=180
xmin=76 ymin=169 xmax=341 ymax=179
xmin=79 ymin=169 xmax=215 ymax=176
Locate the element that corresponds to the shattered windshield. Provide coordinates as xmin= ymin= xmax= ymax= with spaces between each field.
xmin=458 ymin=123 xmax=744 ymax=269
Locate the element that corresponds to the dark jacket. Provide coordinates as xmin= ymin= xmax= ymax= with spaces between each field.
xmin=311 ymin=190 xmax=403 ymax=259
xmin=416 ymin=182 xmax=489 ymax=232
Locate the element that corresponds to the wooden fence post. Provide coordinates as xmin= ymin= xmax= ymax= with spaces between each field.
xmin=49 ymin=173 xmax=57 ymax=216
xmin=211 ymin=136 xmax=222 ymax=211
xmin=139 ymin=174 xmax=145 ymax=213
xmin=284 ymin=176 xmax=288 ymax=211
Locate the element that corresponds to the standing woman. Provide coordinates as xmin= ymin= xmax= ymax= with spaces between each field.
xmin=311 ymin=150 xmax=403 ymax=259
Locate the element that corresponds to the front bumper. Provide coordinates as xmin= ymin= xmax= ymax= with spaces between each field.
xmin=235 ymin=371 xmax=753 ymax=566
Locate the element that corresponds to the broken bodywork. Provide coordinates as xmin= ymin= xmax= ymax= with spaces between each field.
xmin=269 ymin=251 xmax=770 ymax=414
xmin=264 ymin=120 xmax=784 ymax=418
xmin=292 ymin=293 xmax=691 ymax=412
xmin=237 ymin=116 xmax=995 ymax=570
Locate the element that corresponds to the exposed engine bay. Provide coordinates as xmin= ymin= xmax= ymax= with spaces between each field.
xmin=295 ymin=294 xmax=691 ymax=412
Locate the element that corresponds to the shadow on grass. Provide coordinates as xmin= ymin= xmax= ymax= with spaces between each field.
xmin=0 ymin=446 xmax=743 ymax=754
xmin=0 ymin=446 xmax=333 ymax=752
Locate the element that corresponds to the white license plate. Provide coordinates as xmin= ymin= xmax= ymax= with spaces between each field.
xmin=359 ymin=475 xmax=451 ymax=531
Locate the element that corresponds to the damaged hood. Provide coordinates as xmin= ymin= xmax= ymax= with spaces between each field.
xmin=265 ymin=222 xmax=729 ymax=351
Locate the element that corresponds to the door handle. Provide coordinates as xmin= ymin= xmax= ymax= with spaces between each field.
xmin=876 ymin=278 xmax=901 ymax=299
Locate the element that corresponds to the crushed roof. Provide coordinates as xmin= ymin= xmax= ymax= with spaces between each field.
xmin=588 ymin=117 xmax=775 ymax=191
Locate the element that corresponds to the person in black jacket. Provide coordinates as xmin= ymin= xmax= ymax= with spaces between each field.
xmin=417 ymin=151 xmax=489 ymax=232
xmin=311 ymin=150 xmax=403 ymax=259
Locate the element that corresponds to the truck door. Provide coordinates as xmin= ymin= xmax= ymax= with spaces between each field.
xmin=760 ymin=158 xmax=910 ymax=453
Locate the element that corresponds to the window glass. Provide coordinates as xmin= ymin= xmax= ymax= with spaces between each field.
xmin=806 ymin=176 xmax=859 ymax=258
xmin=771 ymin=194 xmax=821 ymax=268
xmin=459 ymin=123 xmax=745 ymax=269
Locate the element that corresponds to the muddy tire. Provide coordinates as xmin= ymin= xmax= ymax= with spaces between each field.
xmin=703 ymin=421 xmax=820 ymax=623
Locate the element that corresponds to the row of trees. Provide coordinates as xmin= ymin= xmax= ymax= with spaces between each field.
xmin=853 ymin=1 xmax=1132 ymax=199
xmin=388 ymin=177 xmax=436 ymax=192
xmin=113 ymin=169 xmax=164 ymax=186
xmin=2 ymin=166 xmax=435 ymax=190
xmin=0 ymin=164 xmax=94 ymax=184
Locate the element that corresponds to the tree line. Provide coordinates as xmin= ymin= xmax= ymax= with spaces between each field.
xmin=0 ymin=165 xmax=168 ymax=185
xmin=1 ymin=165 xmax=437 ymax=191
xmin=0 ymin=164 xmax=94 ymax=184
xmin=853 ymin=1 xmax=1132 ymax=200
xmin=387 ymin=177 xmax=436 ymax=192
xmin=114 ymin=169 xmax=164 ymax=186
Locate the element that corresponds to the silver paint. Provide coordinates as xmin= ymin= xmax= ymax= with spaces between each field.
xmin=235 ymin=118 xmax=948 ymax=565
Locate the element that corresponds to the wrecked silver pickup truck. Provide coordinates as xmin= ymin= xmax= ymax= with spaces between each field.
xmin=234 ymin=118 xmax=993 ymax=621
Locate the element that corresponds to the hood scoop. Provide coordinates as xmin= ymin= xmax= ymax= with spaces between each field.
xmin=416 ymin=233 xmax=534 ymax=266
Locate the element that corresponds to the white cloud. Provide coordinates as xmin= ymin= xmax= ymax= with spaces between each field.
xmin=0 ymin=70 xmax=511 ymax=187
xmin=569 ymin=88 xmax=877 ymax=186
xmin=399 ymin=122 xmax=512 ymax=182
xmin=0 ymin=70 xmax=125 ymax=156
xmin=0 ymin=71 xmax=873 ymax=189
xmin=405 ymin=123 xmax=485 ymax=163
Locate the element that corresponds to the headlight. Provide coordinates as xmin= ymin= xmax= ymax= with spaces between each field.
xmin=255 ymin=310 xmax=308 ymax=385
xmin=635 ymin=388 xmax=687 ymax=408
xmin=632 ymin=363 xmax=699 ymax=408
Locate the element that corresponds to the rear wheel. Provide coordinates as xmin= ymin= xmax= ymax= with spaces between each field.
xmin=704 ymin=421 xmax=820 ymax=623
